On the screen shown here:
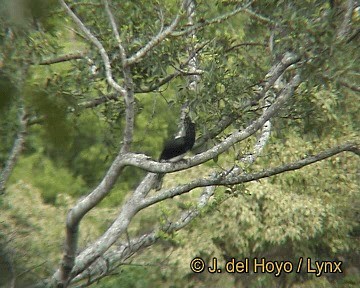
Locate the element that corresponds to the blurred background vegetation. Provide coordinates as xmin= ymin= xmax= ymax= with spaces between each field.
xmin=0 ymin=0 xmax=359 ymax=287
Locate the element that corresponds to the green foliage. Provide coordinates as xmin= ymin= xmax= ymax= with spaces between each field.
xmin=0 ymin=71 xmax=17 ymax=110
xmin=11 ymin=153 xmax=87 ymax=204
xmin=96 ymin=265 xmax=163 ymax=288
xmin=0 ymin=0 xmax=59 ymax=31
xmin=0 ymin=97 xmax=19 ymax=165
xmin=0 ymin=0 xmax=358 ymax=287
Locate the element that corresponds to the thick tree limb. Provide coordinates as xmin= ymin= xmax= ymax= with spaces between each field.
xmin=240 ymin=92 xmax=273 ymax=164
xmin=54 ymin=153 xmax=126 ymax=286
xmin=60 ymin=141 xmax=358 ymax=287
xmin=54 ymin=2 xmax=140 ymax=281
xmin=120 ymin=72 xmax=301 ymax=174
xmin=47 ymin=71 xmax=300 ymax=286
xmin=70 ymin=186 xmax=215 ymax=285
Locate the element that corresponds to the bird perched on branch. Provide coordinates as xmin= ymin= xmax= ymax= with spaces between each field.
xmin=159 ymin=116 xmax=195 ymax=161
xmin=154 ymin=115 xmax=196 ymax=190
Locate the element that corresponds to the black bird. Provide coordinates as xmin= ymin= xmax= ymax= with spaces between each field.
xmin=154 ymin=115 xmax=195 ymax=190
xmin=159 ymin=116 xmax=196 ymax=161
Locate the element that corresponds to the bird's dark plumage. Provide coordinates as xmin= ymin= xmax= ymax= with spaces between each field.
xmin=159 ymin=116 xmax=195 ymax=161
xmin=154 ymin=116 xmax=195 ymax=190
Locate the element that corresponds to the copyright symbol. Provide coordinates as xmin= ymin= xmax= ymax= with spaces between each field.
xmin=190 ymin=257 xmax=205 ymax=273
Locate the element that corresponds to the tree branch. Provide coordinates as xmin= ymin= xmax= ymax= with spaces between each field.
xmin=118 ymin=71 xmax=301 ymax=174
xmin=337 ymin=0 xmax=355 ymax=40
xmin=38 ymin=52 xmax=86 ymax=65
xmin=70 ymin=186 xmax=215 ymax=285
xmin=136 ymin=40 xmax=209 ymax=93
xmin=239 ymin=91 xmax=273 ymax=164
xmin=103 ymin=0 xmax=126 ymax=65
xmin=171 ymin=1 xmax=255 ymax=37
xmin=77 ymin=93 xmax=120 ymax=109
xmin=69 ymin=141 xmax=358 ymax=285
xmin=125 ymin=1 xmax=186 ymax=66
xmin=59 ymin=0 xmax=127 ymax=97
xmin=103 ymin=0 xmax=134 ymax=152
xmin=225 ymin=42 xmax=267 ymax=53
xmin=141 ymin=142 xmax=359 ymax=208
xmin=321 ymin=73 xmax=360 ymax=93
xmin=195 ymin=51 xmax=301 ymax=149
xmin=53 ymin=152 xmax=126 ymax=286
xmin=0 ymin=100 xmax=28 ymax=194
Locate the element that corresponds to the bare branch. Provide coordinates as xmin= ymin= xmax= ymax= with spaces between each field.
xmin=253 ymin=52 xmax=301 ymax=105
xmin=141 ymin=142 xmax=359 ymax=207
xmin=346 ymin=28 xmax=360 ymax=43
xmin=103 ymin=0 xmax=135 ymax=152
xmin=0 ymin=103 xmax=27 ymax=194
xmin=337 ymin=78 xmax=360 ymax=92
xmin=71 ymin=185 xmax=215 ymax=285
xmin=38 ymin=52 xmax=86 ymax=65
xmin=67 ymin=142 xmax=357 ymax=286
xmin=53 ymin=152 xmax=126 ymax=286
xmin=103 ymin=0 xmax=126 ymax=65
xmin=239 ymin=92 xmax=273 ymax=164
xmin=66 ymin=183 xmax=145 ymax=280
xmin=185 ymin=0 xmax=201 ymax=91
xmin=337 ymin=0 xmax=355 ymax=40
xmin=59 ymin=0 xmax=127 ymax=97
xmin=104 ymin=0 xmax=136 ymax=152
xmin=122 ymin=71 xmax=301 ymax=174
